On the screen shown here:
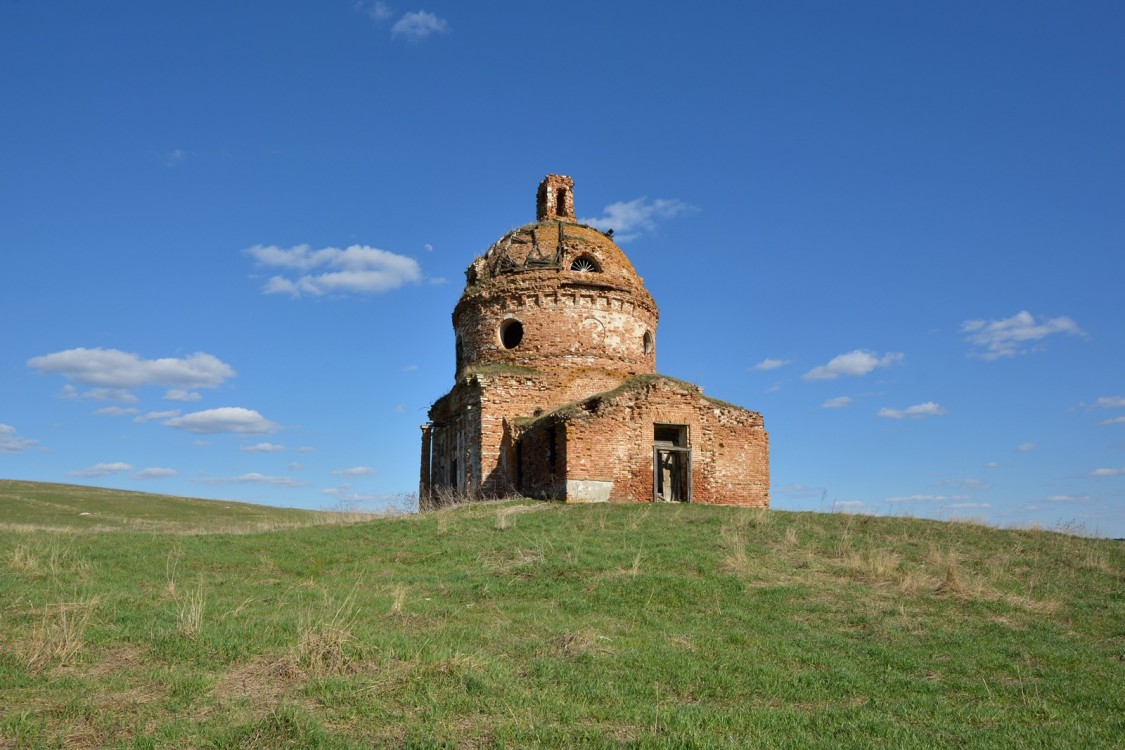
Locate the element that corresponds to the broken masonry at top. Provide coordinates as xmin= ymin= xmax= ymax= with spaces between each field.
xmin=536 ymin=174 xmax=576 ymax=223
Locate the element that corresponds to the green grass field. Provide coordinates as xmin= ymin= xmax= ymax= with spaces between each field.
xmin=1 ymin=482 xmax=1122 ymax=748
xmin=0 ymin=480 xmax=360 ymax=534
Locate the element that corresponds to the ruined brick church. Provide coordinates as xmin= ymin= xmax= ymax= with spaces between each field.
xmin=419 ymin=175 xmax=769 ymax=507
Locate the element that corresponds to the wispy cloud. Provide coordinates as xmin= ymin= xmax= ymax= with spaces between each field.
xmin=246 ymin=244 xmax=422 ymax=298
xmin=1046 ymin=494 xmax=1092 ymax=503
xmin=240 ymin=442 xmax=286 ymax=453
xmin=936 ymin=478 xmax=990 ymax=490
xmin=70 ymin=462 xmax=132 ymax=478
xmin=333 ymin=466 xmax=377 ymax=477
xmin=753 ymin=358 xmax=792 ymax=371
xmin=134 ymin=410 xmax=181 ymax=423
xmin=356 ymin=0 xmax=394 ymax=23
xmin=163 ymin=407 xmax=280 ymax=435
xmin=962 ymin=310 xmax=1084 ymax=360
xmin=1015 ymin=442 xmax=1037 ymax=453
xmin=774 ymin=484 xmax=827 ymax=499
xmin=821 ymin=396 xmax=852 ymax=409
xmin=134 ymin=467 xmax=177 ymax=480
xmin=391 ymin=10 xmax=449 ymax=41
xmin=94 ymin=406 xmax=139 ymax=417
xmin=196 ymin=473 xmax=309 ymax=488
xmin=61 ymin=384 xmax=139 ymax=403
xmin=1090 ymin=468 xmax=1125 ymax=477
xmin=158 ymin=149 xmax=187 ymax=168
xmin=877 ymin=401 xmax=948 ymax=420
xmin=886 ymin=494 xmax=971 ymax=503
xmin=581 ymin=198 xmax=698 ymax=242
xmin=0 ymin=424 xmax=38 ymax=454
xmin=165 ymin=389 xmax=203 ymax=402
xmin=1086 ymin=396 xmax=1125 ymax=424
xmin=803 ymin=350 xmax=903 ymax=381
xmin=30 ymin=349 xmax=235 ymax=398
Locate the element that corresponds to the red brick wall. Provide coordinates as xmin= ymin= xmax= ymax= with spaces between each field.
xmin=558 ymin=378 xmax=769 ymax=507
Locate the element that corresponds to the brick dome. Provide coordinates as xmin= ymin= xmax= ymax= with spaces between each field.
xmin=452 ymin=175 xmax=659 ymax=379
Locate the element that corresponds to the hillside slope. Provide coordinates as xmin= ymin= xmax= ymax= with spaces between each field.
xmin=1 ymin=499 xmax=1122 ymax=748
xmin=0 ymin=480 xmax=358 ymax=533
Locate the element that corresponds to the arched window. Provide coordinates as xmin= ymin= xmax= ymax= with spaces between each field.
xmin=570 ymin=255 xmax=601 ymax=273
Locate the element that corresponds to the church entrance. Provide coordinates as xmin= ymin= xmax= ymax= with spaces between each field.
xmin=653 ymin=424 xmax=691 ymax=502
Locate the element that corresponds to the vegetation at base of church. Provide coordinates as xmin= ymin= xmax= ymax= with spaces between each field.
xmin=1 ymin=488 xmax=1122 ymax=748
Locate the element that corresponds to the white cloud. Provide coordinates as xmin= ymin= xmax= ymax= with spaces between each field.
xmin=62 ymin=385 xmax=139 ymax=403
xmin=961 ymin=310 xmax=1084 ymax=360
xmin=821 ymin=396 xmax=852 ymax=409
xmin=886 ymin=494 xmax=971 ymax=503
xmin=985 ymin=461 xmax=1001 ymax=468
xmin=134 ymin=410 xmax=181 ymax=423
xmin=581 ymin=198 xmax=698 ymax=243
xmin=877 ymin=401 xmax=948 ymax=420
xmin=753 ymin=358 xmax=792 ymax=371
xmin=948 ymin=502 xmax=991 ymax=509
xmin=391 ymin=10 xmax=449 ymax=41
xmin=936 ymin=478 xmax=990 ymax=490
xmin=197 ymin=473 xmax=308 ymax=488
xmin=393 ymin=404 xmax=406 ymax=413
xmin=775 ymin=484 xmax=826 ymax=499
xmin=321 ymin=484 xmax=386 ymax=505
xmin=241 ymin=442 xmax=285 ymax=453
xmin=134 ymin=467 xmax=177 ymax=480
xmin=29 ymin=349 xmax=235 ymax=395
xmin=94 ymin=406 xmax=139 ymax=417
xmin=0 ymin=424 xmax=38 ymax=454
xmin=70 ymin=462 xmax=132 ymax=478
xmin=423 ymin=243 xmax=433 ymax=253
xmin=1046 ymin=495 xmax=1092 ymax=503
xmin=163 ymin=407 xmax=280 ymax=435
xmin=1091 ymin=396 xmax=1125 ymax=409
xmin=803 ymin=350 xmax=903 ymax=381
xmin=1015 ymin=442 xmax=1037 ymax=453
xmin=297 ymin=446 xmax=316 ymax=453
xmin=365 ymin=1 xmax=394 ymax=23
xmin=165 ymin=389 xmax=203 ymax=402
xmin=1090 ymin=468 xmax=1125 ymax=477
xmin=1100 ymin=416 xmax=1125 ymax=426
xmin=333 ymin=466 xmax=377 ymax=476
xmin=246 ymin=244 xmax=422 ymax=298
xmin=159 ymin=149 xmax=187 ymax=168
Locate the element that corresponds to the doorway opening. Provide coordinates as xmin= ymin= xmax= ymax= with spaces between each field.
xmin=653 ymin=424 xmax=691 ymax=502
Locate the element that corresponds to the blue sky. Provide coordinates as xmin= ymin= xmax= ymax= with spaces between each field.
xmin=2 ymin=2 xmax=1123 ymax=535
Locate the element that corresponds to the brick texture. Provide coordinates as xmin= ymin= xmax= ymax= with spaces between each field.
xmin=421 ymin=175 xmax=769 ymax=508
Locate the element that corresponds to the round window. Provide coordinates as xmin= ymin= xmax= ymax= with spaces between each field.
xmin=500 ymin=319 xmax=524 ymax=349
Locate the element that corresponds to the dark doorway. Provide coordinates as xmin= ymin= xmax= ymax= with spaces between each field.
xmin=653 ymin=424 xmax=691 ymax=502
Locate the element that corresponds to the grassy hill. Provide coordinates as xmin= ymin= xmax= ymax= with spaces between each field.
xmin=0 ymin=480 xmax=363 ymax=533
xmin=0 ymin=484 xmax=1122 ymax=748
